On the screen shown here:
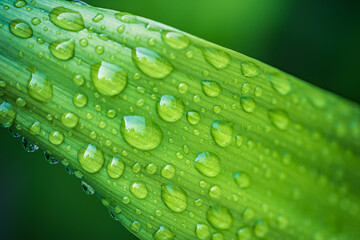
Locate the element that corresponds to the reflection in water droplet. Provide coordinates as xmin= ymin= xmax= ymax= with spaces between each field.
xmin=187 ymin=111 xmax=201 ymax=125
xmin=29 ymin=121 xmax=41 ymax=135
xmin=161 ymin=164 xmax=176 ymax=179
xmin=253 ymin=220 xmax=269 ymax=238
xmin=195 ymin=223 xmax=210 ymax=239
xmin=49 ymin=38 xmax=75 ymax=60
xmin=130 ymin=221 xmax=141 ymax=232
xmin=14 ymin=0 xmax=27 ymax=8
xmin=115 ymin=12 xmax=137 ymax=23
xmin=73 ymin=93 xmax=88 ymax=108
xmin=132 ymin=47 xmax=173 ymax=79
xmin=22 ymin=137 xmax=38 ymax=152
xmin=0 ymin=102 xmax=16 ymax=128
xmin=44 ymin=151 xmax=59 ymax=164
xmin=206 ymin=205 xmax=233 ymax=230
xmin=269 ymin=73 xmax=291 ymax=95
xmin=162 ymin=31 xmax=190 ymax=50
xmin=161 ymin=184 xmax=188 ymax=213
xmin=240 ymin=97 xmax=256 ymax=113
xmin=241 ymin=61 xmax=260 ymax=77
xmin=234 ymin=171 xmax=251 ymax=189
xmin=210 ymin=120 xmax=234 ymax=147
xmin=153 ymin=226 xmax=175 ymax=240
xmin=49 ymin=131 xmax=64 ymax=145
xmin=130 ymin=181 xmax=148 ymax=199
xmin=61 ymin=112 xmax=79 ymax=128
xmin=194 ymin=152 xmax=221 ymax=177
xmin=156 ymin=95 xmax=184 ymax=122
xmin=120 ymin=115 xmax=162 ymax=150
xmin=78 ymin=144 xmax=105 ymax=173
xmin=201 ymin=80 xmax=222 ymax=97
xmin=49 ymin=7 xmax=84 ymax=32
xmin=27 ymin=70 xmax=53 ymax=103
xmin=9 ymin=19 xmax=33 ymax=39
xmin=201 ymin=47 xmax=230 ymax=70
xmin=81 ymin=181 xmax=95 ymax=195
xmin=106 ymin=157 xmax=125 ymax=179
xmin=268 ymin=109 xmax=289 ymax=130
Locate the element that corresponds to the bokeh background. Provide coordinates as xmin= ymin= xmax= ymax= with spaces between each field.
xmin=0 ymin=0 xmax=359 ymax=239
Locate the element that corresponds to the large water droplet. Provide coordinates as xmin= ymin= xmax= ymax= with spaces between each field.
xmin=161 ymin=184 xmax=188 ymax=213
xmin=9 ymin=19 xmax=33 ymax=39
xmin=91 ymin=61 xmax=128 ymax=96
xmin=201 ymin=47 xmax=230 ymax=70
xmin=153 ymin=226 xmax=175 ymax=240
xmin=49 ymin=38 xmax=75 ymax=60
xmin=234 ymin=171 xmax=251 ymax=189
xmin=240 ymin=97 xmax=256 ymax=113
xmin=194 ymin=152 xmax=221 ymax=177
xmin=81 ymin=181 xmax=95 ymax=195
xmin=0 ymin=102 xmax=16 ymax=128
xmin=237 ymin=227 xmax=252 ymax=240
xmin=210 ymin=120 xmax=234 ymax=147
xmin=49 ymin=131 xmax=64 ymax=145
xmin=268 ymin=109 xmax=289 ymax=130
xmin=130 ymin=181 xmax=148 ymax=199
xmin=201 ymin=80 xmax=222 ymax=97
xmin=107 ymin=157 xmax=125 ymax=179
xmin=27 ymin=70 xmax=53 ymax=103
xmin=195 ymin=223 xmax=210 ymax=239
xmin=253 ymin=220 xmax=269 ymax=238
xmin=269 ymin=73 xmax=291 ymax=95
xmin=206 ymin=205 xmax=233 ymax=230
xmin=22 ymin=138 xmax=38 ymax=152
xmin=162 ymin=31 xmax=190 ymax=50
xmin=156 ymin=95 xmax=184 ymax=122
xmin=120 ymin=115 xmax=162 ymax=150
xmin=241 ymin=61 xmax=260 ymax=77
xmin=61 ymin=112 xmax=79 ymax=128
xmin=49 ymin=7 xmax=84 ymax=32
xmin=78 ymin=144 xmax=105 ymax=173
xmin=132 ymin=47 xmax=173 ymax=79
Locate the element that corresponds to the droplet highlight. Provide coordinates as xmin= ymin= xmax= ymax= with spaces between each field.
xmin=161 ymin=184 xmax=188 ymax=213
xmin=9 ymin=19 xmax=33 ymax=39
xmin=130 ymin=181 xmax=148 ymax=199
xmin=206 ymin=205 xmax=233 ymax=230
xmin=201 ymin=47 xmax=230 ymax=70
xmin=194 ymin=152 xmax=221 ymax=177
xmin=201 ymin=80 xmax=222 ymax=97
xmin=0 ymin=102 xmax=16 ymax=128
xmin=162 ymin=31 xmax=190 ymax=50
xmin=49 ymin=38 xmax=75 ymax=60
xmin=49 ymin=7 xmax=84 ymax=32
xmin=27 ymin=70 xmax=53 ymax=103
xmin=78 ymin=144 xmax=105 ymax=173
xmin=156 ymin=95 xmax=184 ymax=122
xmin=107 ymin=157 xmax=125 ymax=179
xmin=210 ymin=120 xmax=234 ymax=147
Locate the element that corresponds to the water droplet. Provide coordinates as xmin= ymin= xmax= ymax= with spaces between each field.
xmin=242 ymin=207 xmax=255 ymax=220
xmin=186 ymin=111 xmax=201 ymax=125
xmin=177 ymin=82 xmax=189 ymax=94
xmin=16 ymin=97 xmax=26 ymax=107
xmin=268 ymin=109 xmax=289 ymax=130
xmin=254 ymin=87 xmax=262 ymax=97
xmin=201 ymin=80 xmax=222 ymax=97
xmin=132 ymin=47 xmax=173 ymax=79
xmin=29 ymin=121 xmax=41 ymax=135
xmin=31 ymin=17 xmax=41 ymax=25
xmin=156 ymin=95 xmax=184 ymax=122
xmin=73 ymin=93 xmax=88 ymax=108
xmin=22 ymin=137 xmax=38 ymax=152
xmin=194 ymin=152 xmax=221 ymax=177
xmin=120 ymin=115 xmax=162 ymax=150
xmin=9 ymin=129 xmax=21 ymax=138
xmin=206 ymin=205 xmax=233 ymax=230
xmin=9 ymin=19 xmax=33 ymax=39
xmin=162 ymin=31 xmax=190 ymax=50
xmin=209 ymin=185 xmax=221 ymax=199
xmin=115 ymin=12 xmax=137 ymax=23
xmin=49 ymin=38 xmax=75 ymax=60
xmin=78 ymin=144 xmax=105 ymax=173
xmin=234 ymin=171 xmax=251 ymax=189
xmin=161 ymin=164 xmax=176 ymax=179
xmin=61 ymin=112 xmax=79 ymax=128
xmin=44 ymin=151 xmax=59 ymax=164
xmin=201 ymin=47 xmax=230 ymax=70
xmin=210 ymin=120 xmax=234 ymax=147
xmin=212 ymin=232 xmax=224 ymax=240
xmin=49 ymin=7 xmax=84 ymax=32
xmin=145 ymin=163 xmax=157 ymax=174
xmin=92 ymin=13 xmax=104 ymax=22
xmin=269 ymin=73 xmax=291 ymax=95
xmin=49 ymin=131 xmax=64 ymax=145
xmin=240 ymin=97 xmax=256 ymax=113
xmin=195 ymin=223 xmax=210 ymax=239
xmin=27 ymin=70 xmax=53 ymax=103
xmin=130 ymin=181 xmax=148 ymax=199
xmin=161 ymin=184 xmax=188 ymax=213
xmin=91 ymin=61 xmax=128 ymax=96
xmin=153 ymin=226 xmax=175 ymax=240
xmin=106 ymin=157 xmax=124 ymax=179
xmin=0 ymin=102 xmax=16 ymax=128
xmin=81 ymin=181 xmax=95 ymax=195
xmin=130 ymin=221 xmax=141 ymax=233
xmin=241 ymin=61 xmax=260 ymax=77
xmin=237 ymin=227 xmax=252 ymax=240
xmin=253 ymin=220 xmax=269 ymax=238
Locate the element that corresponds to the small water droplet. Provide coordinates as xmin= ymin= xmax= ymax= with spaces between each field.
xmin=161 ymin=184 xmax=188 ymax=213
xmin=162 ymin=31 xmax=190 ymax=50
xmin=130 ymin=181 xmax=148 ymax=199
xmin=15 ymin=97 xmax=26 ymax=107
xmin=195 ymin=223 xmax=210 ymax=239
xmin=22 ymin=137 xmax=38 ymax=152
xmin=48 ymin=131 xmax=64 ymax=145
xmin=61 ymin=112 xmax=79 ymax=128
xmin=92 ymin=13 xmax=104 ymax=22
xmin=44 ymin=151 xmax=59 ymax=164
xmin=201 ymin=80 xmax=222 ymax=97
xmin=153 ymin=226 xmax=175 ymax=240
xmin=78 ymin=144 xmax=105 ymax=173
xmin=201 ymin=47 xmax=230 ymax=70
xmin=132 ymin=47 xmax=173 ymax=79
xmin=130 ymin=221 xmax=141 ymax=233
xmin=106 ymin=157 xmax=124 ymax=179
xmin=9 ymin=19 xmax=33 ymax=39
xmin=115 ymin=12 xmax=137 ymax=23
xmin=237 ymin=227 xmax=252 ymax=240
xmin=210 ymin=120 xmax=234 ymax=147
xmin=0 ymin=102 xmax=16 ymax=128
xmin=209 ymin=185 xmax=221 ymax=199
xmin=268 ymin=109 xmax=289 ymax=130
xmin=49 ymin=38 xmax=75 ymax=60
xmin=269 ymin=73 xmax=291 ymax=95
xmin=240 ymin=97 xmax=256 ymax=113
xmin=27 ymin=70 xmax=53 ymax=103
xmin=241 ymin=61 xmax=260 ymax=77
xmin=212 ymin=232 xmax=224 ymax=240
xmin=206 ymin=205 xmax=233 ymax=230
xmin=31 ymin=17 xmax=41 ymax=25
xmin=194 ymin=152 xmax=221 ymax=177
xmin=253 ymin=220 xmax=269 ymax=238
xmin=73 ymin=93 xmax=88 ymax=108
xmin=120 ymin=115 xmax=162 ymax=150
xmin=49 ymin=7 xmax=84 ymax=31
xmin=234 ymin=171 xmax=251 ymax=189
xmin=177 ymin=82 xmax=189 ymax=94
xmin=81 ymin=181 xmax=95 ymax=195
xmin=156 ymin=95 xmax=184 ymax=122
xmin=91 ymin=61 xmax=128 ymax=96
xmin=161 ymin=164 xmax=176 ymax=179
xmin=187 ymin=111 xmax=201 ymax=125
xmin=29 ymin=121 xmax=41 ymax=135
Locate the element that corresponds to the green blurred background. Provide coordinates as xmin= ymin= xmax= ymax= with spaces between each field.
xmin=0 ymin=0 xmax=359 ymax=239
